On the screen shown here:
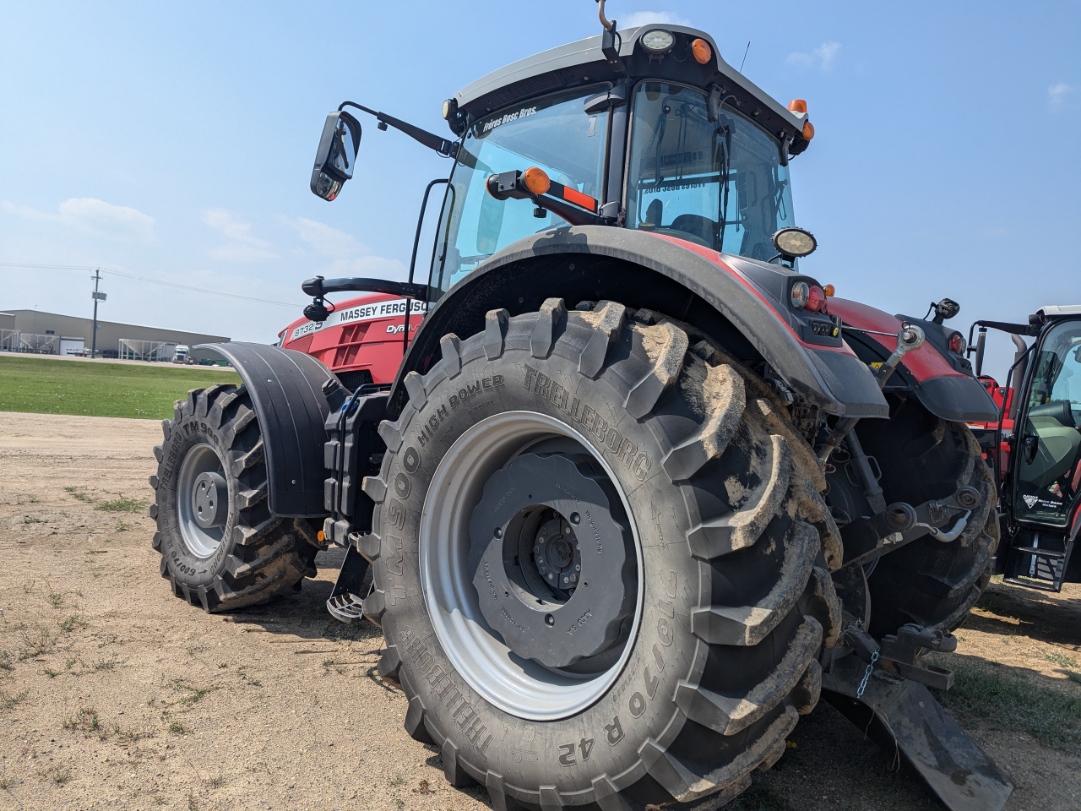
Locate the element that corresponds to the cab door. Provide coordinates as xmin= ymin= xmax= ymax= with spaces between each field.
xmin=1011 ymin=317 xmax=1081 ymax=527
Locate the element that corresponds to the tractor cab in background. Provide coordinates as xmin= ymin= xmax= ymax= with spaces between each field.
xmin=969 ymin=306 xmax=1081 ymax=591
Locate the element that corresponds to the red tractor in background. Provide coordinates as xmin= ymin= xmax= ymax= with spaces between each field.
xmin=149 ymin=5 xmax=1016 ymax=809
xmin=279 ymin=292 xmax=426 ymax=393
xmin=966 ymin=306 xmax=1081 ymax=593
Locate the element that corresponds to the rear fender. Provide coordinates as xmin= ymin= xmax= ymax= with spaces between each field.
xmin=197 ymin=342 xmax=334 ymax=517
xmin=390 ymin=226 xmax=888 ymax=419
xmin=828 ymin=298 xmax=999 ymax=423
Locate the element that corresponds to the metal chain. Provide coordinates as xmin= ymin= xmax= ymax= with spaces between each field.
xmin=856 ymin=650 xmax=879 ymax=699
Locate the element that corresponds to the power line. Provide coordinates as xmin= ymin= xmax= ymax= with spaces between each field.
xmin=0 ymin=262 xmax=300 ymax=308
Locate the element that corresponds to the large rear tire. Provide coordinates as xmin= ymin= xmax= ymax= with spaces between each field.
xmin=362 ymin=301 xmax=841 ymax=810
xmin=858 ymin=398 xmax=998 ymax=637
xmin=149 ymin=385 xmax=318 ymax=611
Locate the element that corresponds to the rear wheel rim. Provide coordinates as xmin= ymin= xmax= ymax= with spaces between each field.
xmin=177 ymin=443 xmax=227 ymax=558
xmin=419 ymin=411 xmax=643 ymax=721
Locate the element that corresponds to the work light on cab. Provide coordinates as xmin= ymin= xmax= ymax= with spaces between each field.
xmin=640 ymin=29 xmax=675 ymax=54
xmin=773 ymin=226 xmax=818 ymax=259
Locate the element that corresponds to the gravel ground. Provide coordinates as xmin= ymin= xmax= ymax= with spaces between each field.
xmin=1 ymin=411 xmax=1079 ymax=811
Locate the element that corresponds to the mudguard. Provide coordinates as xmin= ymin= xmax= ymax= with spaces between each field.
xmin=390 ymin=226 xmax=889 ymax=419
xmin=196 ymin=342 xmax=334 ymax=517
xmin=828 ymin=299 xmax=999 ymax=423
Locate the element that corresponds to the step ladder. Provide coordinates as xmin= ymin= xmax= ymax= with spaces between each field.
xmin=1003 ymin=530 xmax=1074 ymax=592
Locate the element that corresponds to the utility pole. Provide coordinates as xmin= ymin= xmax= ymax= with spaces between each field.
xmin=90 ymin=269 xmax=106 ymax=359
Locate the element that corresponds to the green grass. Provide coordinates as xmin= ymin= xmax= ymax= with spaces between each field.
xmin=934 ymin=659 xmax=1081 ymax=756
xmin=0 ymin=355 xmax=238 ymax=420
xmin=96 ymin=495 xmax=148 ymax=513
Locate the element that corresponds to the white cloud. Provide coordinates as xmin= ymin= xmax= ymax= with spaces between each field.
xmin=621 ymin=10 xmax=692 ymax=29
xmin=290 ymin=217 xmax=361 ymax=258
xmin=279 ymin=216 xmax=407 ymax=279
xmin=0 ymin=197 xmax=156 ymax=243
xmin=786 ymin=41 xmax=842 ymax=72
xmin=1049 ymin=82 xmax=1074 ymax=109
xmin=202 ymin=208 xmax=278 ymax=262
xmin=317 ymin=255 xmax=407 ymax=280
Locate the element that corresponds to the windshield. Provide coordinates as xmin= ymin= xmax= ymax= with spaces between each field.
xmin=626 ymin=82 xmax=795 ymax=261
xmin=430 ymin=87 xmax=610 ymax=296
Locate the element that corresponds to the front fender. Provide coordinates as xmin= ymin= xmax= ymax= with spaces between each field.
xmin=197 ymin=342 xmax=334 ymax=517
xmin=391 ymin=226 xmax=888 ymax=419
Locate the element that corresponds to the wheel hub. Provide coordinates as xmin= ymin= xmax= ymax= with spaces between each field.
xmin=192 ymin=471 xmax=228 ymax=529
xmin=534 ymin=517 xmax=581 ymax=589
xmin=469 ymin=453 xmax=634 ymax=668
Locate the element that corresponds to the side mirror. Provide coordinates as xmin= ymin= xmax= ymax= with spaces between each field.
xmin=310 ymin=111 xmax=362 ymax=201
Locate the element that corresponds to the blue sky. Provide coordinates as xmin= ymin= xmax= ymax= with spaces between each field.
xmin=1 ymin=1 xmax=1078 ymax=378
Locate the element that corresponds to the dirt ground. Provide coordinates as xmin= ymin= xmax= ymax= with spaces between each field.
xmin=1 ymin=411 xmax=1080 ymax=811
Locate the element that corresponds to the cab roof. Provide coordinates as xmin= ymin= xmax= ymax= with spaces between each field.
xmin=453 ymin=25 xmax=808 ymax=146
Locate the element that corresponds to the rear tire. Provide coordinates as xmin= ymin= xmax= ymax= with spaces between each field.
xmin=858 ymin=398 xmax=998 ymax=637
xmin=362 ymin=301 xmax=842 ymax=810
xmin=149 ymin=385 xmax=318 ymax=611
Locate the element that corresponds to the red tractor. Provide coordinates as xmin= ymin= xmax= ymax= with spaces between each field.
xmin=149 ymin=6 xmax=1012 ymax=809
xmin=967 ymin=306 xmax=1081 ymax=592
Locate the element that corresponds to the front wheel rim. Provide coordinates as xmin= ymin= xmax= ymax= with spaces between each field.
xmin=419 ymin=411 xmax=643 ymax=722
xmin=177 ymin=443 xmax=228 ymax=558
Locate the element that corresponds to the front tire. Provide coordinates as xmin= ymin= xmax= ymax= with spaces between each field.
xmin=362 ymin=301 xmax=842 ymax=809
xmin=858 ymin=398 xmax=999 ymax=637
xmin=149 ymin=385 xmax=318 ymax=611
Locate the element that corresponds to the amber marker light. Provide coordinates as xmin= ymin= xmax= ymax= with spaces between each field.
xmin=824 ymin=284 xmax=835 ymax=297
xmin=802 ymin=120 xmax=815 ymax=141
xmin=788 ymin=99 xmax=808 ymax=114
xmin=522 ymin=167 xmax=551 ymax=196
xmin=691 ymin=38 xmax=712 ymax=64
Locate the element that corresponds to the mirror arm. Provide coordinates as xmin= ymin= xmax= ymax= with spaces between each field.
xmin=301 ymin=276 xmax=428 ymax=300
xmin=971 ymin=318 xmax=1041 ymax=337
xmin=339 ymin=101 xmax=457 ymax=157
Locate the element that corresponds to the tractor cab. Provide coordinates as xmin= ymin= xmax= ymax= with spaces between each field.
xmin=971 ymin=306 xmax=1081 ymax=590
xmin=308 ymin=21 xmax=817 ymax=306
